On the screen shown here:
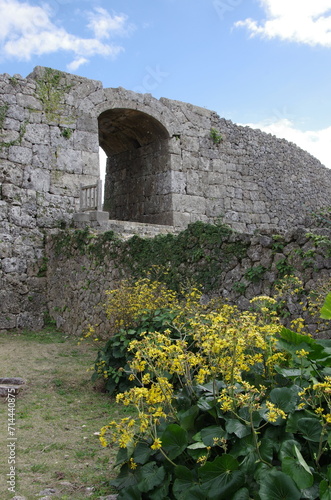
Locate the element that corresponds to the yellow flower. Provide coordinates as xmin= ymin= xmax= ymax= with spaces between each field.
xmin=296 ymin=349 xmax=309 ymax=358
xmin=129 ymin=458 xmax=138 ymax=469
xmin=151 ymin=438 xmax=162 ymax=450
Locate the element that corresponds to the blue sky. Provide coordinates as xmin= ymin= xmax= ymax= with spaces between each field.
xmin=1 ymin=0 xmax=330 ymax=168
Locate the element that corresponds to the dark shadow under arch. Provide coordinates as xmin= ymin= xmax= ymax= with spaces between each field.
xmin=98 ymin=108 xmax=173 ymax=225
xmin=98 ymin=108 xmax=170 ymax=155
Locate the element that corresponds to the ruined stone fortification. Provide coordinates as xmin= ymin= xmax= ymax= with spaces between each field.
xmin=0 ymin=66 xmax=330 ymax=332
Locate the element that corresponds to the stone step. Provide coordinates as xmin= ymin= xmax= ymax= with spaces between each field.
xmin=0 ymin=377 xmax=25 ymax=396
xmin=73 ymin=212 xmax=178 ymax=239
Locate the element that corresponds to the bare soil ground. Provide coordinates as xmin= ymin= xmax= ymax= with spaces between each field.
xmin=0 ymin=328 xmax=130 ymax=499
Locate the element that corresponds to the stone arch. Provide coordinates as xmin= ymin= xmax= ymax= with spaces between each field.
xmin=96 ymin=99 xmax=177 ymax=226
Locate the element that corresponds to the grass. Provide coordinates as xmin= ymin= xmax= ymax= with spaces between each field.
xmin=0 ymin=327 xmax=134 ymax=499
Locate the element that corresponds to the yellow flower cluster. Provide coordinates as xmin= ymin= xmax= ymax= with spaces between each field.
xmin=298 ymin=377 xmax=331 ymax=422
xmin=104 ymin=278 xmax=179 ymax=332
xmin=265 ymin=401 xmax=287 ymax=422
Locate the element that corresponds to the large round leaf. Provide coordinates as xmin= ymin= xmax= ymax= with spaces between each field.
xmin=200 ymin=425 xmax=227 ymax=447
xmin=259 ymin=470 xmax=301 ymax=500
xmin=232 ymin=488 xmax=250 ymax=500
xmin=297 ymin=418 xmax=325 ymax=442
xmin=321 ymin=292 xmax=331 ymax=319
xmin=178 ymin=405 xmax=199 ymax=431
xmin=320 ymin=479 xmax=331 ymax=500
xmin=173 ymin=465 xmax=205 ymax=500
xmin=282 ymin=457 xmax=313 ymax=490
xmin=137 ymin=462 xmax=165 ymax=493
xmin=198 ymin=455 xmax=245 ymax=499
xmin=161 ymin=424 xmax=188 ymax=459
xmin=225 ymin=419 xmax=251 ymax=438
xmin=118 ymin=485 xmax=142 ymax=500
xmin=133 ymin=441 xmax=153 ymax=464
xmin=269 ymin=387 xmax=297 ymax=413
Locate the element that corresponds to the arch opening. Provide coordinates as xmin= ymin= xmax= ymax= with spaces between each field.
xmin=98 ymin=108 xmax=173 ymax=226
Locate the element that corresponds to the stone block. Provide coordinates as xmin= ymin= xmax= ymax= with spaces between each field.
xmin=172 ymin=194 xmax=206 ymax=215
xmin=16 ymin=93 xmax=42 ymax=110
xmin=170 ymin=171 xmax=186 ymax=194
xmin=2 ymin=257 xmax=27 ymax=273
xmin=8 ymin=145 xmax=32 ymax=165
xmin=25 ymin=123 xmax=49 ymax=145
xmin=88 ymin=211 xmax=109 ymax=223
xmin=74 ymin=131 xmax=99 ymax=153
xmin=23 ymin=166 xmax=50 ymax=192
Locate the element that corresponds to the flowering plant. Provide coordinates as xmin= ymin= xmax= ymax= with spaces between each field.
xmin=99 ymin=289 xmax=331 ymax=500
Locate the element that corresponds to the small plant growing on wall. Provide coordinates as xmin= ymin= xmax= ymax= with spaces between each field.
xmin=210 ymin=127 xmax=223 ymax=145
xmin=60 ymin=127 xmax=73 ymax=139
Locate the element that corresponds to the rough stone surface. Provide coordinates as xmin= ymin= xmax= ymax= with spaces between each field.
xmin=1 ymin=66 xmax=331 ymax=332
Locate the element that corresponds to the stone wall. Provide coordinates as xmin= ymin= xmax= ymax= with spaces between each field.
xmin=45 ymin=225 xmax=331 ymax=339
xmin=0 ymin=68 xmax=100 ymax=329
xmin=0 ymin=65 xmax=330 ymax=332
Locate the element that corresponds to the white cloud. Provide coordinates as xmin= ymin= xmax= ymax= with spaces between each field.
xmin=0 ymin=0 xmax=129 ymax=68
xmin=87 ymin=8 xmax=131 ymax=39
xmin=67 ymin=57 xmax=89 ymax=72
xmin=235 ymin=0 xmax=331 ymax=47
xmin=243 ymin=118 xmax=331 ymax=169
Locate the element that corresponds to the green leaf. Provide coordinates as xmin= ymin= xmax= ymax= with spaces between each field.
xmin=173 ymin=466 xmax=206 ymax=500
xmin=259 ymin=470 xmax=301 ymax=500
xmin=278 ymin=439 xmax=301 ymax=461
xmin=200 ymin=425 xmax=227 ymax=447
xmin=149 ymin=476 xmax=171 ymax=500
xmin=301 ymin=482 xmax=321 ymax=500
xmin=198 ymin=455 xmax=244 ymax=499
xmin=238 ymin=407 xmax=262 ymax=427
xmin=225 ymin=419 xmax=251 ymax=438
xmin=282 ymin=457 xmax=313 ymax=490
xmin=274 ymin=367 xmax=302 ymax=378
xmin=133 ymin=441 xmax=153 ymax=464
xmin=320 ymin=480 xmax=331 ymax=500
xmin=286 ymin=410 xmax=317 ymax=433
xmin=239 ymin=451 xmax=260 ymax=476
xmin=321 ymin=292 xmax=331 ymax=319
xmin=230 ymin=434 xmax=255 ymax=458
xmin=161 ymin=424 xmax=188 ymax=460
xmin=297 ymin=418 xmax=324 ymax=442
xmin=118 ymin=485 xmax=142 ymax=500
xmin=178 ymin=405 xmax=199 ymax=431
xmin=294 ymin=445 xmax=313 ymax=475
xmin=280 ymin=327 xmax=316 ymax=346
xmin=173 ymin=482 xmax=206 ymax=500
xmin=269 ymin=387 xmax=298 ymax=413
xmin=114 ymin=447 xmax=129 ymax=467
xmin=137 ymin=462 xmax=165 ymax=493
xmin=232 ymin=488 xmax=250 ymax=500
xmin=259 ymin=438 xmax=274 ymax=463
xmin=187 ymin=442 xmax=208 ymax=450
xmin=111 ymin=464 xmax=138 ymax=490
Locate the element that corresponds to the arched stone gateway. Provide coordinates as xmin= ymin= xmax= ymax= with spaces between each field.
xmin=98 ymin=108 xmax=173 ymax=225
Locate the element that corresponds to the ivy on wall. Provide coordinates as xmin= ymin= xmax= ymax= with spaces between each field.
xmin=36 ymin=67 xmax=74 ymax=123
xmin=52 ymin=221 xmax=250 ymax=292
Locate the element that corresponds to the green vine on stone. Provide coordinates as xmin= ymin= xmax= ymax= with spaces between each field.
xmin=36 ymin=67 xmax=73 ymax=122
xmin=210 ymin=127 xmax=223 ymax=145
xmin=0 ymin=104 xmax=9 ymax=130
xmin=0 ymin=119 xmax=28 ymax=151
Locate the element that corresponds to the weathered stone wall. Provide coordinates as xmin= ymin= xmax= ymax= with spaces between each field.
xmin=46 ymin=226 xmax=331 ymax=339
xmin=0 ymin=65 xmax=330 ymax=332
xmin=0 ymin=68 xmax=100 ymax=329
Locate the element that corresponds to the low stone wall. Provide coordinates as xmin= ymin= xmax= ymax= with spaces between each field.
xmin=45 ymin=224 xmax=331 ymax=339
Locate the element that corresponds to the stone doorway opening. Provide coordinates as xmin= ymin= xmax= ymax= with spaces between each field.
xmin=98 ymin=108 xmax=173 ymax=225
